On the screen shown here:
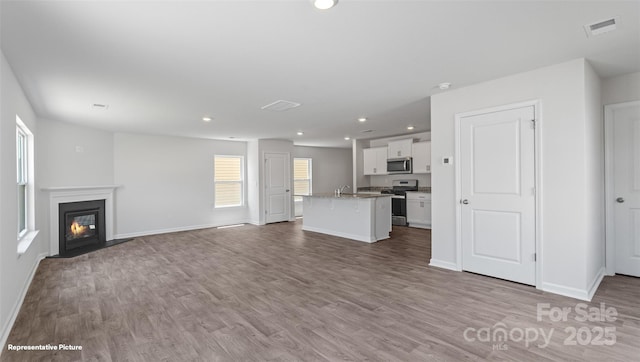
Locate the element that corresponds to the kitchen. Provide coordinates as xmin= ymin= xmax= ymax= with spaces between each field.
xmin=301 ymin=132 xmax=431 ymax=242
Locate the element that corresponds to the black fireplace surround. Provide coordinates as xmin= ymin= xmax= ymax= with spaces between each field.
xmin=59 ymin=199 xmax=106 ymax=256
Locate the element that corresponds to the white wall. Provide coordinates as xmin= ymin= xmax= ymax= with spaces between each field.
xmin=37 ymin=118 xmax=114 ymax=187
xmin=584 ymin=62 xmax=605 ymax=292
xmin=0 ymin=50 xmax=47 ymax=348
xmin=293 ymin=146 xmax=352 ymax=193
xmin=431 ymin=58 xmax=602 ymax=299
xmin=602 ymin=72 xmax=640 ymax=105
xmin=113 ymin=133 xmax=248 ymax=237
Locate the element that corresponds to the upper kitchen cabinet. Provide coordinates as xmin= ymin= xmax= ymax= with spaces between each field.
xmin=363 ymin=147 xmax=388 ymax=175
xmin=387 ymin=139 xmax=413 ymax=158
xmin=412 ymin=141 xmax=431 ymax=173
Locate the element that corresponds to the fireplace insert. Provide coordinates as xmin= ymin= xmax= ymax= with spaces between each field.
xmin=59 ymin=199 xmax=106 ymax=256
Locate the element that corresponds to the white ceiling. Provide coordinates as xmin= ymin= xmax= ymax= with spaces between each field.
xmin=1 ymin=1 xmax=639 ymax=148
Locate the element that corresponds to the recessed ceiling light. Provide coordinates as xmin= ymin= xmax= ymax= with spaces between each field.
xmin=344 ymin=136 xmax=350 ymax=141
xmin=313 ymin=0 xmax=338 ymax=10
xmin=438 ymin=82 xmax=451 ymax=90
xmin=202 ymin=116 xmax=212 ymax=122
xmin=297 ymin=131 xmax=304 ymax=136
xmin=358 ymin=117 xmax=367 ymax=123
xmin=407 ymin=126 xmax=415 ymax=130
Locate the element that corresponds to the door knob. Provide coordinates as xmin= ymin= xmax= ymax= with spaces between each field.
xmin=616 ymin=197 xmax=624 ymax=203
xmin=461 ymin=199 xmax=469 ymax=205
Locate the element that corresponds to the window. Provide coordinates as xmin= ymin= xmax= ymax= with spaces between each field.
xmin=214 ymin=155 xmax=244 ymax=208
xmin=293 ymin=158 xmax=312 ymax=202
xmin=17 ymin=124 xmax=28 ymax=237
xmin=16 ymin=115 xmax=37 ymax=252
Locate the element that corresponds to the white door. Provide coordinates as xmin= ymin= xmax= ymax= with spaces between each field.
xmin=459 ymin=105 xmax=536 ymax=285
xmin=265 ymin=152 xmax=291 ymax=224
xmin=611 ymin=103 xmax=640 ymax=277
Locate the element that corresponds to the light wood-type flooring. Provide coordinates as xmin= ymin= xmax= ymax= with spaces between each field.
xmin=2 ymin=221 xmax=639 ymax=361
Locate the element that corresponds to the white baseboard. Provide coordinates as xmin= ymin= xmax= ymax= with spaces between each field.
xmin=0 ymin=252 xmax=48 ymax=353
xmin=541 ymin=267 xmax=605 ymax=302
xmin=586 ymin=267 xmax=606 ymax=301
xmin=541 ymin=282 xmax=591 ymax=301
xmin=428 ymin=258 xmax=459 ymax=271
xmin=114 ymin=219 xmax=252 ymax=239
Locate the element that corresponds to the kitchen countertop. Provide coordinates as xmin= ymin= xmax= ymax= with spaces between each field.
xmin=303 ymin=193 xmax=392 ymax=199
xmin=357 ymin=186 xmax=432 ymax=193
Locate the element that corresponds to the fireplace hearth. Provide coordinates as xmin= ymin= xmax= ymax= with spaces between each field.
xmin=59 ymin=199 xmax=106 ymax=256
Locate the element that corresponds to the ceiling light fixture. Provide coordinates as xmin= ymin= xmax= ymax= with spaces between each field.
xmin=358 ymin=117 xmax=367 ymax=122
xmin=438 ymin=82 xmax=451 ymax=90
xmin=313 ymin=0 xmax=338 ymax=10
xmin=344 ymin=136 xmax=350 ymax=141
xmin=202 ymin=116 xmax=212 ymax=122
xmin=407 ymin=126 xmax=415 ymax=130
xmin=297 ymin=131 xmax=304 ymax=136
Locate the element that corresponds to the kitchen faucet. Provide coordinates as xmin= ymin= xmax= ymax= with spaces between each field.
xmin=336 ymin=185 xmax=351 ymax=196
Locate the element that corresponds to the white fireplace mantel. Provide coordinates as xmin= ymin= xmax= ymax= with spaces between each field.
xmin=42 ymin=185 xmax=121 ymax=256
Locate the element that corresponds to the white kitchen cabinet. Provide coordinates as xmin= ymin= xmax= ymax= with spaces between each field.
xmin=363 ymin=147 xmax=388 ymax=175
xmin=412 ymin=141 xmax=432 ymax=174
xmin=406 ymin=192 xmax=431 ymax=229
xmin=387 ymin=139 xmax=413 ymax=158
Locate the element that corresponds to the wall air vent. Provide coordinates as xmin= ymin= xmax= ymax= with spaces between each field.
xmin=261 ymin=100 xmax=301 ymax=112
xmin=584 ymin=18 xmax=617 ymax=37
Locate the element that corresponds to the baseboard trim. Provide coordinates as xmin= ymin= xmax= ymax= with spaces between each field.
xmin=586 ymin=267 xmax=606 ymax=301
xmin=541 ymin=281 xmax=592 ymax=301
xmin=114 ymin=220 xmax=252 ymax=239
xmin=428 ymin=258 xmax=459 ymax=271
xmin=0 ymin=252 xmax=48 ymax=353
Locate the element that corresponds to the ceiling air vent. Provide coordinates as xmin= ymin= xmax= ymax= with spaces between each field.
xmin=91 ymin=103 xmax=109 ymax=111
xmin=261 ymin=100 xmax=301 ymax=112
xmin=584 ymin=18 xmax=617 ymax=37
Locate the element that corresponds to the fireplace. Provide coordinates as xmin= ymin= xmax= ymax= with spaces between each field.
xmin=59 ymin=199 xmax=106 ymax=256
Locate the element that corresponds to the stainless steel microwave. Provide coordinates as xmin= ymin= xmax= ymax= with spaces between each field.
xmin=387 ymin=157 xmax=412 ymax=174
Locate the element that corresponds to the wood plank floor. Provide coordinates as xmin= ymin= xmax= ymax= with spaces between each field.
xmin=2 ymin=221 xmax=639 ymax=361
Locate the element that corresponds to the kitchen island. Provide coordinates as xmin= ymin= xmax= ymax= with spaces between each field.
xmin=302 ymin=193 xmax=392 ymax=243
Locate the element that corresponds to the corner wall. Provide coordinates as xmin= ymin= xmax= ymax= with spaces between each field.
xmin=0 ymin=50 xmax=47 ymax=349
xmin=583 ymin=61 xmax=605 ymax=297
xmin=113 ymin=133 xmax=248 ymax=237
xmin=430 ymin=58 xmax=600 ymax=299
xmin=293 ymin=146 xmax=351 ymax=193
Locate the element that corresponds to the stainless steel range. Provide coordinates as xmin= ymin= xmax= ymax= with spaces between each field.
xmin=382 ymin=179 xmax=418 ymax=226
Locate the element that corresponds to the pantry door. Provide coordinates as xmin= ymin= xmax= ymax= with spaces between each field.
xmin=265 ymin=152 xmax=291 ymax=224
xmin=458 ymin=104 xmax=536 ymax=285
xmin=606 ymin=101 xmax=640 ymax=277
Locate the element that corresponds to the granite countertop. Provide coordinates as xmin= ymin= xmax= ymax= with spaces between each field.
xmin=357 ymin=186 xmax=432 ymax=193
xmin=303 ymin=193 xmax=392 ymax=199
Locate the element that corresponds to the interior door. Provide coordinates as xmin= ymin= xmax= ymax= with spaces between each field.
xmin=459 ymin=105 xmax=536 ymax=285
xmin=265 ymin=152 xmax=291 ymax=224
xmin=612 ymin=103 xmax=640 ymax=277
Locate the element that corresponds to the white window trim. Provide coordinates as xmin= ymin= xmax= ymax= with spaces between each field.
xmin=294 ymin=158 xmax=312 ymax=200
xmin=214 ymin=155 xmax=245 ymax=208
xmin=16 ymin=116 xmax=38 ymax=255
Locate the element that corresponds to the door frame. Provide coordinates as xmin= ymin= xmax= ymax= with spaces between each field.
xmin=454 ymin=99 xmax=543 ymax=289
xmin=263 ymin=151 xmax=292 ymax=224
xmin=604 ymin=100 xmax=640 ymax=276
